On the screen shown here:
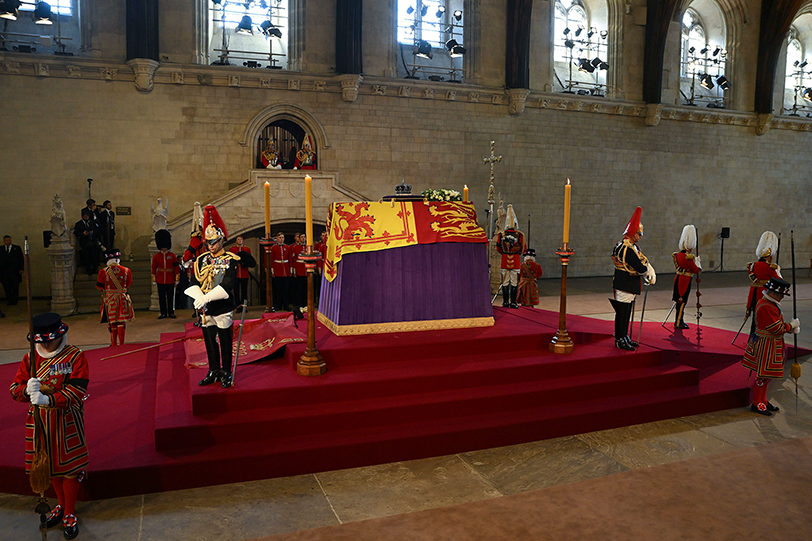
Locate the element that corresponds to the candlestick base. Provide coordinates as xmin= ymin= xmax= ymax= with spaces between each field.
xmin=549 ymin=329 xmax=575 ymax=354
xmin=297 ymin=349 xmax=326 ymax=376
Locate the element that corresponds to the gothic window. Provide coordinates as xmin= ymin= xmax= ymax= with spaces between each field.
xmin=680 ymin=8 xmax=728 ymax=107
xmin=784 ymin=31 xmax=808 ymax=115
xmin=553 ymin=0 xmax=609 ymax=96
xmin=208 ymin=0 xmax=288 ymax=69
xmin=396 ymin=1 xmax=466 ymax=82
xmin=0 ymin=0 xmax=78 ymax=55
xmin=255 ymin=120 xmax=313 ymax=170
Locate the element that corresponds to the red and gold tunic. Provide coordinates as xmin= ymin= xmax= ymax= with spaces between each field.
xmin=314 ymin=241 xmax=327 ymax=273
xmin=746 ymin=259 xmax=781 ymax=312
xmin=742 ymin=296 xmax=791 ymax=378
xmin=9 ymin=343 xmax=89 ymax=476
xmin=672 ymin=250 xmax=701 ymax=302
xmin=270 ymin=243 xmax=292 ymax=277
xmin=291 ymin=243 xmax=307 ymax=277
xmin=96 ymin=264 xmax=135 ymax=324
xmin=151 ymin=251 xmax=180 ymax=284
xmin=496 ymin=229 xmax=526 ymax=270
xmin=517 ymin=260 xmax=543 ymax=306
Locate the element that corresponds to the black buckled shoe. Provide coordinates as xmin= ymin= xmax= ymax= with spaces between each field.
xmin=220 ymin=371 xmax=233 ymax=388
xmin=675 ymin=322 xmax=689 ymax=329
xmin=63 ymin=514 xmax=78 ymax=540
xmin=615 ymin=337 xmax=635 ymax=351
xmin=750 ymin=403 xmax=773 ymax=416
xmin=767 ymin=402 xmax=780 ymax=412
xmin=41 ymin=504 xmax=63 ymax=529
xmin=198 ymin=370 xmax=221 ymax=386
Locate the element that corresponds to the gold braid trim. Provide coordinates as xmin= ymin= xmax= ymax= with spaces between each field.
xmin=612 ymin=239 xmax=648 ymax=275
xmin=317 ymin=312 xmax=494 ymax=336
xmin=194 ymin=251 xmax=239 ymax=294
xmin=672 ymin=252 xmax=695 ymax=277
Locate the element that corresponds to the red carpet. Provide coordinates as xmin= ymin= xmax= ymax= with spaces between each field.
xmin=1 ymin=308 xmax=804 ymax=500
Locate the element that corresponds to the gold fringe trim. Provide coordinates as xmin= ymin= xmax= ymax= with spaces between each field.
xmin=317 ymin=312 xmax=494 ymax=336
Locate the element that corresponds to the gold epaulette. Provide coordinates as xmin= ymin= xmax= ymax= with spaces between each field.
xmin=612 ymin=239 xmax=647 ymax=275
xmin=672 ymin=252 xmax=694 ymax=276
xmin=746 ymin=261 xmax=768 ymax=287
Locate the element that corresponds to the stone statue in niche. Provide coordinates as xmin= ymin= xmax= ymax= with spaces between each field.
xmin=151 ymin=197 xmax=169 ymax=232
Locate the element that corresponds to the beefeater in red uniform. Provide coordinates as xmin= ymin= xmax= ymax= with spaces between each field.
xmin=96 ymin=248 xmax=134 ymax=346
xmin=270 ymin=231 xmax=292 ymax=311
xmin=9 ymin=313 xmax=88 ymax=539
xmin=672 ymin=225 xmax=702 ymax=329
xmin=742 ymin=277 xmax=799 ymax=416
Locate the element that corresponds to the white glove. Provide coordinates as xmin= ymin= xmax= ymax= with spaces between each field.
xmin=29 ymin=391 xmax=49 ymax=406
xmin=644 ymin=263 xmax=657 ymax=286
xmin=694 ymin=256 xmax=702 ymax=270
xmin=26 ymin=378 xmax=41 ymax=395
xmin=193 ymin=285 xmax=229 ymax=310
xmin=185 ymin=285 xmax=204 ymax=302
xmin=791 ymin=318 xmax=801 ymax=334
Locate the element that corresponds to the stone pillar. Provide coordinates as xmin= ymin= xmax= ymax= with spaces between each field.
xmin=148 ymin=240 xmax=160 ymax=311
xmin=47 ymin=236 xmax=77 ymax=315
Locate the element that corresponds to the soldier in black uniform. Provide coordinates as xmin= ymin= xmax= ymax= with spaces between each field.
xmin=610 ymin=207 xmax=656 ymax=350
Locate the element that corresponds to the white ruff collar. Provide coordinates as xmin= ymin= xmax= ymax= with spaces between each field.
xmin=762 ymin=290 xmax=781 ymax=306
xmin=36 ymin=335 xmax=67 ymax=359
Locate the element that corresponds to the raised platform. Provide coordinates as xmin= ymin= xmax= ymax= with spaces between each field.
xmin=2 ymin=307 xmax=798 ymax=500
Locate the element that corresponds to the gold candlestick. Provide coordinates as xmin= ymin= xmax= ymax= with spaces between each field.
xmin=549 ymin=244 xmax=575 ymax=354
xmin=297 ymin=246 xmax=326 ymax=376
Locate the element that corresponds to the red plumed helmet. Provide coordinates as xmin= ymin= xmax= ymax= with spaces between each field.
xmin=203 ymin=205 xmax=228 ymax=242
xmin=623 ymin=207 xmax=643 ymax=239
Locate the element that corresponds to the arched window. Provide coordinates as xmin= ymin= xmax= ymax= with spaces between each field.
xmin=784 ymin=31 xmax=807 ymax=115
xmin=396 ymin=1 xmax=466 ymax=81
xmin=553 ymin=1 xmax=609 ymax=96
xmin=208 ymin=0 xmax=289 ymax=68
xmin=680 ymin=8 xmax=728 ymax=107
xmin=255 ymin=121 xmax=317 ymax=170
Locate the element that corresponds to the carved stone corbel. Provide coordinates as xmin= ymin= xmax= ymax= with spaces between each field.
xmin=337 ymin=74 xmax=363 ymax=102
xmin=506 ymin=88 xmax=530 ymax=115
xmin=645 ymin=103 xmax=663 ymax=126
xmin=756 ymin=113 xmax=774 ymax=136
xmin=127 ymin=59 xmax=158 ymax=92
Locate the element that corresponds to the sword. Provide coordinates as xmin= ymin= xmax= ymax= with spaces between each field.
xmin=661 ymin=302 xmax=676 ymax=328
xmin=228 ymin=302 xmax=248 ymax=388
xmin=638 ymin=289 xmax=648 ymax=343
xmin=731 ymin=312 xmax=750 ymax=345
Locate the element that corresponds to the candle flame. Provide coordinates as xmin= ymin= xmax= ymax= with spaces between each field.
xmin=566 ymin=178 xmax=571 ymax=185
xmin=464 ymin=184 xmax=468 ymax=189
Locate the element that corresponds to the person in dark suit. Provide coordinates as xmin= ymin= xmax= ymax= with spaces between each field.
xmin=74 ymin=211 xmax=100 ymax=276
xmin=97 ymin=200 xmax=115 ymax=250
xmin=0 ymin=235 xmax=24 ymax=305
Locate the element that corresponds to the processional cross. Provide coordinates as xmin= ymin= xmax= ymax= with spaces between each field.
xmin=483 ymin=141 xmax=502 ymax=240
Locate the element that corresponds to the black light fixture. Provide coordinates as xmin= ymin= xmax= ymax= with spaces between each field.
xmin=260 ymin=20 xmax=282 ymax=38
xmin=800 ymin=59 xmax=809 ymax=68
xmin=712 ymin=46 xmax=721 ymax=56
xmin=33 ymin=1 xmax=53 ymax=25
xmin=445 ymin=38 xmax=458 ymax=51
xmin=599 ymin=61 xmax=609 ymax=70
xmin=406 ymin=5 xmax=414 ymax=15
xmin=453 ymin=10 xmax=462 ymax=21
xmin=563 ymin=27 xmax=570 ymax=35
xmin=577 ymin=58 xmax=594 ymax=73
xmin=716 ymin=75 xmax=731 ymax=91
xmin=587 ymin=27 xmax=595 ymax=38
xmin=591 ymin=57 xmax=602 ymax=69
xmin=420 ymin=4 xmax=428 ymax=16
xmin=0 ymin=0 xmax=21 ymax=20
xmin=600 ymin=30 xmax=608 ymax=39
xmin=435 ymin=5 xmax=445 ymax=18
xmin=236 ymin=15 xmax=253 ymax=35
xmin=416 ymin=39 xmax=433 ymax=59
xmin=688 ymin=46 xmax=695 ymax=54
xmin=564 ymin=39 xmax=574 ymax=49
xmin=700 ymin=73 xmax=714 ymax=89
xmin=700 ymin=45 xmax=709 ymax=55
xmin=803 ymin=87 xmax=812 ymax=101
xmin=575 ymin=27 xmax=583 ymax=37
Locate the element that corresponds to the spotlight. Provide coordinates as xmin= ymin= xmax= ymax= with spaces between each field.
xmin=450 ymin=45 xmax=465 ymax=57
xmin=716 ymin=76 xmax=731 ymax=90
xmin=420 ymin=5 xmax=428 ymax=16
xmin=564 ymin=39 xmax=574 ymax=49
xmin=600 ymin=30 xmax=608 ymax=39
xmin=803 ymin=87 xmax=812 ymax=101
xmin=700 ymin=45 xmax=709 ymax=54
xmin=563 ymin=27 xmax=570 ymax=35
xmin=794 ymin=60 xmax=800 ymax=67
xmin=260 ymin=20 xmax=282 ymax=38
xmin=212 ymin=0 xmax=222 ymax=4
xmin=436 ymin=6 xmax=445 ymax=18
xmin=801 ymin=59 xmax=809 ymax=68
xmin=575 ymin=27 xmax=583 ymax=37
xmin=700 ymin=73 xmax=714 ymax=90
xmin=453 ymin=10 xmax=462 ymax=21
xmin=591 ymin=57 xmax=602 ymax=68
xmin=688 ymin=46 xmax=695 ymax=54
xmin=0 ymin=0 xmax=20 ymax=20
xmin=599 ymin=61 xmax=609 ymax=70
xmin=577 ymin=58 xmax=595 ymax=73
xmin=416 ymin=39 xmax=433 ymax=59
xmin=32 ymin=1 xmax=53 ymax=25
xmin=587 ymin=27 xmax=596 ymax=38
xmin=236 ymin=15 xmax=253 ymax=35
xmin=712 ymin=46 xmax=721 ymax=56
xmin=406 ymin=6 xmax=414 ymax=15
xmin=445 ymin=39 xmax=458 ymax=51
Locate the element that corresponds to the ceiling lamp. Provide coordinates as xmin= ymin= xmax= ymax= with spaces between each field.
xmin=0 ymin=0 xmax=20 ymax=20
xmin=236 ymin=15 xmax=254 ymax=35
xmin=712 ymin=46 xmax=721 ymax=56
xmin=416 ymin=39 xmax=433 ymax=59
xmin=575 ymin=27 xmax=583 ymax=37
xmin=700 ymin=73 xmax=714 ymax=89
xmin=803 ymin=88 xmax=812 ymax=101
xmin=420 ymin=4 xmax=428 ymax=16
xmin=716 ymin=76 xmax=731 ymax=91
xmin=700 ymin=45 xmax=709 ymax=55
xmin=800 ymin=59 xmax=809 ymax=68
xmin=406 ymin=6 xmax=414 ymax=15
xmin=453 ymin=10 xmax=462 ymax=21
xmin=577 ymin=58 xmax=595 ymax=73
xmin=587 ymin=27 xmax=595 ymax=38
xmin=260 ymin=20 xmax=282 ymax=39
xmin=33 ymin=1 xmax=53 ymax=25
xmin=436 ymin=6 xmax=445 ymax=18
xmin=564 ymin=39 xmax=574 ymax=49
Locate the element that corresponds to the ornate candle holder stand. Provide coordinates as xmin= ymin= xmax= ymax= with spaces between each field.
xmin=549 ymin=244 xmax=576 ymax=354
xmin=296 ymin=247 xmax=326 ymax=376
xmin=259 ymin=237 xmax=274 ymax=313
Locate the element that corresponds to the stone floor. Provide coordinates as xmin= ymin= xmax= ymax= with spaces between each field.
xmin=1 ymin=271 xmax=811 ymax=541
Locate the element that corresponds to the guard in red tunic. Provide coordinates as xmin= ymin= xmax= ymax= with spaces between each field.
xmin=261 ymin=141 xmax=282 ymax=169
xmin=9 ymin=313 xmax=88 ymax=540
xmin=228 ymin=236 xmax=255 ymax=305
xmin=294 ymin=134 xmax=317 ymax=170
xmin=96 ymin=248 xmax=134 ymax=346
xmin=517 ymin=249 xmax=543 ymax=307
xmin=270 ymin=231 xmax=292 ymax=311
xmin=314 ymin=230 xmax=328 ymax=305
xmin=496 ymin=205 xmax=526 ymax=309
xmin=672 ymin=225 xmax=702 ymax=329
xmin=291 ymin=233 xmax=308 ymax=308
xmin=152 ymin=229 xmax=180 ymax=319
xmin=610 ymin=207 xmax=656 ymax=350
xmin=746 ymin=231 xmax=782 ymax=320
xmin=742 ymin=277 xmax=799 ymax=416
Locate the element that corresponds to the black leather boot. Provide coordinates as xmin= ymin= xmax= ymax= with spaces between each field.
xmin=502 ymin=285 xmax=510 ymax=307
xmin=674 ymin=302 xmax=689 ymax=329
xmin=509 ymin=285 xmax=519 ymax=308
xmin=218 ymin=326 xmax=234 ymax=388
xmin=198 ymin=326 xmax=222 ymax=386
xmin=610 ymin=298 xmax=635 ymax=350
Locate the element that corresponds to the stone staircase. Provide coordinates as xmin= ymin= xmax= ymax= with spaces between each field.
xmin=73 ymin=259 xmax=154 ymax=315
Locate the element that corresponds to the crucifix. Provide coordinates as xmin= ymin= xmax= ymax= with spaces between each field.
xmin=482 ymin=141 xmax=502 ymax=241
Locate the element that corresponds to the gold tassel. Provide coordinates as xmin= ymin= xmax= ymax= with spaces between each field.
xmin=791 ymin=361 xmax=802 ymax=381
xmin=29 ymin=446 xmax=51 ymax=494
